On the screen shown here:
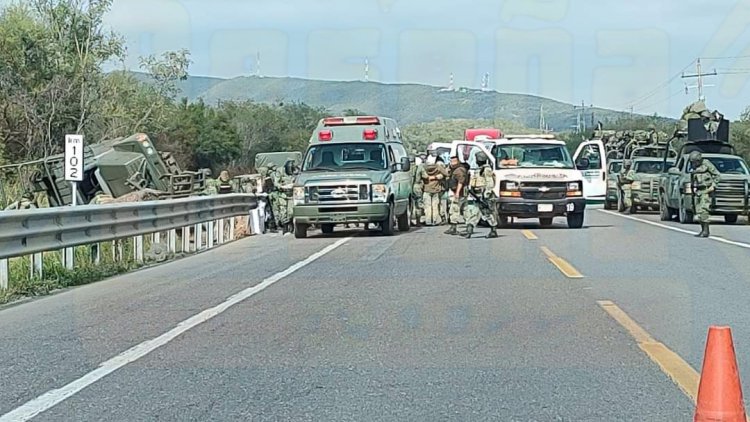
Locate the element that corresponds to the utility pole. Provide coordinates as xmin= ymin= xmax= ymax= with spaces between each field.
xmin=449 ymin=72 xmax=454 ymax=91
xmin=364 ymin=57 xmax=369 ymax=82
xmin=255 ymin=52 xmax=261 ymax=78
xmin=682 ymin=58 xmax=716 ymax=101
xmin=573 ymin=100 xmax=587 ymax=133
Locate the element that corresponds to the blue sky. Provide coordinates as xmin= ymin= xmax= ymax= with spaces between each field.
xmin=14 ymin=0 xmax=750 ymax=119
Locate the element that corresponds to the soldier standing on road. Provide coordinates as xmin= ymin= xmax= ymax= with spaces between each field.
xmin=444 ymin=155 xmax=468 ymax=235
xmin=689 ymin=151 xmax=721 ymax=238
xmin=420 ymin=149 xmax=449 ymax=226
xmin=412 ymin=152 xmax=425 ymax=227
xmin=270 ymin=161 xmax=296 ymax=235
xmin=618 ymin=159 xmax=635 ymax=213
xmin=461 ymin=152 xmax=499 ymax=239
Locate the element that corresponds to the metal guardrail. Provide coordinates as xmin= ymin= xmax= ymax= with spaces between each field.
xmin=0 ymin=194 xmax=258 ymax=289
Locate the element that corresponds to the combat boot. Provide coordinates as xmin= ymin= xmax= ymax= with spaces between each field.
xmin=460 ymin=224 xmax=474 ymax=239
xmin=487 ymin=227 xmax=498 ymax=239
xmin=695 ymin=223 xmax=706 ymax=237
xmin=701 ymin=223 xmax=710 ymax=238
xmin=444 ymin=224 xmax=458 ymax=235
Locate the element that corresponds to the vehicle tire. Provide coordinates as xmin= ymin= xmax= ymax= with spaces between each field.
xmin=397 ymin=202 xmax=410 ymax=232
xmin=678 ymin=202 xmax=694 ymax=224
xmin=381 ymin=202 xmax=395 ymax=236
xmin=605 ymin=200 xmax=614 ymax=210
xmin=498 ymin=215 xmax=510 ymax=227
xmin=630 ymin=205 xmax=638 ymax=214
xmin=659 ymin=194 xmax=672 ymax=221
xmin=294 ymin=222 xmax=308 ymax=238
xmin=725 ymin=214 xmax=738 ymax=224
xmin=321 ymin=224 xmax=334 ymax=234
xmin=567 ymin=212 xmax=584 ymax=229
xmin=539 ymin=217 xmax=553 ymax=227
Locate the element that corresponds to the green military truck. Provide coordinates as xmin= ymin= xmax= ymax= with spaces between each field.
xmin=291 ymin=116 xmax=413 ymax=238
xmin=623 ymin=157 xmax=674 ymax=213
xmin=658 ymin=119 xmax=750 ymax=224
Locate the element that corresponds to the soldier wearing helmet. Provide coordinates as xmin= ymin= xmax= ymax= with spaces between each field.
xmin=618 ymin=159 xmax=636 ymax=213
xmin=688 ymin=151 xmax=721 ymax=238
xmin=419 ymin=148 xmax=449 ymax=226
xmin=459 ymin=151 xmax=498 ymax=239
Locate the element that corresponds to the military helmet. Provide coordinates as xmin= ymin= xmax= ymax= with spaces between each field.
xmin=689 ymin=151 xmax=702 ymax=164
xmin=623 ymin=159 xmax=632 ymax=167
xmin=476 ymin=151 xmax=488 ymax=163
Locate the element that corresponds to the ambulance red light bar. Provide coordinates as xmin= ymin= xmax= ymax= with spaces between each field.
xmin=318 ymin=130 xmax=333 ymax=141
xmin=322 ymin=116 xmax=381 ymax=126
xmin=363 ymin=129 xmax=378 ymax=140
xmin=465 ymin=128 xmax=502 ymax=141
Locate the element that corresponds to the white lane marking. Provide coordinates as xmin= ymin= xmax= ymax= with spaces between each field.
xmin=0 ymin=237 xmax=352 ymax=422
xmin=598 ymin=209 xmax=750 ymax=250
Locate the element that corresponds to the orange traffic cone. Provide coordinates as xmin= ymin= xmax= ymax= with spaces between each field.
xmin=695 ymin=326 xmax=747 ymax=422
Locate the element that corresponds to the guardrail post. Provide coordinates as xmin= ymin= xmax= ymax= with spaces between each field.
xmin=0 ymin=259 xmax=8 ymax=289
xmin=64 ymin=247 xmax=74 ymax=270
xmin=229 ymin=217 xmax=235 ymax=241
xmin=195 ymin=223 xmax=203 ymax=251
xmin=134 ymin=236 xmax=144 ymax=263
xmin=218 ymin=219 xmax=225 ymax=244
xmin=182 ymin=226 xmax=190 ymax=253
xmin=207 ymin=221 xmax=215 ymax=249
xmin=92 ymin=244 xmax=100 ymax=265
xmin=168 ymin=229 xmax=176 ymax=253
xmin=153 ymin=232 xmax=161 ymax=245
xmin=31 ymin=253 xmax=43 ymax=279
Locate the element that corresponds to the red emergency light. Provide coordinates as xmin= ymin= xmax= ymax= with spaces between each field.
xmin=363 ymin=129 xmax=378 ymax=140
xmin=465 ymin=128 xmax=502 ymax=141
xmin=355 ymin=116 xmax=380 ymax=125
xmin=322 ymin=116 xmax=381 ymax=126
xmin=318 ymin=130 xmax=333 ymax=141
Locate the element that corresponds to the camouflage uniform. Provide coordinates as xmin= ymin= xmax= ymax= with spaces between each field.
xmin=618 ymin=160 xmax=635 ymax=212
xmin=270 ymin=164 xmax=294 ymax=234
xmin=689 ymin=151 xmax=721 ymax=238
xmin=217 ymin=170 xmax=233 ymax=194
xmin=461 ymin=153 xmax=498 ymax=239
xmin=412 ymin=161 xmax=425 ymax=226
xmin=4 ymin=192 xmax=36 ymax=210
xmin=445 ymin=156 xmax=469 ymax=235
xmin=420 ymin=161 xmax=449 ymax=226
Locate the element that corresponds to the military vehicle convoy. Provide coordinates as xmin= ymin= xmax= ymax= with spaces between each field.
xmin=0 ymin=133 xmax=206 ymax=208
xmin=658 ymin=101 xmax=750 ymax=224
xmin=291 ymin=115 xmax=413 ymax=238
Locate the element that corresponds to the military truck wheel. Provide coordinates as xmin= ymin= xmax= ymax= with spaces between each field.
xmin=539 ymin=217 xmax=553 ymax=227
xmin=659 ymin=195 xmax=672 ymax=221
xmin=294 ymin=222 xmax=308 ymax=238
xmin=725 ymin=214 xmax=738 ymax=224
xmin=566 ymin=212 xmax=584 ymax=229
xmin=381 ymin=202 xmax=395 ymax=236
xmin=605 ymin=200 xmax=614 ymax=210
xmin=321 ymin=224 xmax=334 ymax=234
xmin=629 ymin=205 xmax=638 ymax=214
xmin=678 ymin=204 xmax=694 ymax=224
xmin=397 ymin=203 xmax=410 ymax=232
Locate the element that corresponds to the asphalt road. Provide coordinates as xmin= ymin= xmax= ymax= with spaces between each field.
xmin=5 ymin=205 xmax=750 ymax=420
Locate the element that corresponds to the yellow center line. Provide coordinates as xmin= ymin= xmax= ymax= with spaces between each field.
xmin=597 ymin=300 xmax=701 ymax=404
xmin=540 ymin=246 xmax=583 ymax=278
xmin=521 ymin=230 xmax=538 ymax=240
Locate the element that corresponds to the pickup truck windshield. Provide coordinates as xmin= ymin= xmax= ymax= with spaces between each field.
xmin=303 ymin=143 xmax=388 ymax=171
xmin=493 ymin=144 xmax=574 ymax=169
xmin=634 ymin=161 xmax=667 ymax=174
xmin=608 ymin=161 xmax=622 ymax=174
xmin=688 ymin=157 xmax=750 ymax=175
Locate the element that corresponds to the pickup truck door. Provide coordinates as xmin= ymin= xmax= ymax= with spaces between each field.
xmin=665 ymin=157 xmax=684 ymax=208
xmin=573 ymin=140 xmax=607 ymax=200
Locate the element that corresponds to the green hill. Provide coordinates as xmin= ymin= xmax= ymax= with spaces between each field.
xmin=131 ymin=72 xmax=673 ymax=131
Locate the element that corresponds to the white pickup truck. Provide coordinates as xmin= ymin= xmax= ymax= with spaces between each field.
xmin=449 ymin=135 xmax=588 ymax=228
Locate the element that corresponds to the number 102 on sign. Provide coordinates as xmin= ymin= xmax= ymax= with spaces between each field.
xmin=64 ymin=134 xmax=84 ymax=181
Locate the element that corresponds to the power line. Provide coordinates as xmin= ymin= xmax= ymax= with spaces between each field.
xmin=613 ymin=60 xmax=696 ymax=109
xmin=633 ymin=88 xmax=685 ymax=113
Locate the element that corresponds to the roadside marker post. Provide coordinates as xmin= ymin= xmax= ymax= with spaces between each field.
xmin=64 ymin=134 xmax=84 ymax=269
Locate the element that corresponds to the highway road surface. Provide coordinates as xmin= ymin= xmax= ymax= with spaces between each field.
xmin=3 ymin=206 xmax=750 ymax=420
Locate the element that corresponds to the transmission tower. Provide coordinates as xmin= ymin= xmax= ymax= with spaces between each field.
xmin=364 ymin=58 xmax=369 ymax=82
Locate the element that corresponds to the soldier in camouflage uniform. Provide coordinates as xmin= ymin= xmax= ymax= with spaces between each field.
xmin=411 ymin=152 xmax=425 ymax=227
xmin=420 ymin=151 xmax=449 ymax=226
xmin=217 ymin=170 xmax=233 ymax=194
xmin=270 ymin=161 xmax=295 ymax=235
xmin=618 ymin=159 xmax=635 ymax=213
xmin=202 ymin=169 xmax=219 ymax=195
xmin=461 ymin=152 xmax=498 ymax=239
xmin=445 ymin=155 xmax=469 ymax=235
xmin=689 ymin=151 xmax=721 ymax=238
xmin=4 ymin=191 xmax=36 ymax=210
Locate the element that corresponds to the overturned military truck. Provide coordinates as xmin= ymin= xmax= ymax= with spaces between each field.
xmin=0 ymin=133 xmax=207 ymax=208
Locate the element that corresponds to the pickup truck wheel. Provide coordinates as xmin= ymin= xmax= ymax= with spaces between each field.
xmin=321 ymin=224 xmax=334 ymax=234
xmin=659 ymin=194 xmax=672 ymax=221
xmin=678 ymin=203 xmax=694 ymax=224
xmin=539 ymin=217 xmax=553 ymax=227
xmin=397 ymin=202 xmax=410 ymax=232
xmin=567 ymin=212 xmax=584 ymax=229
xmin=294 ymin=222 xmax=308 ymax=238
xmin=725 ymin=214 xmax=738 ymax=224
xmin=381 ymin=202 xmax=395 ymax=236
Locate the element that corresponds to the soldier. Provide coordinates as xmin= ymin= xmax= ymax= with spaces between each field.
xmin=4 ymin=191 xmax=36 ymax=210
xmin=420 ymin=150 xmax=449 ymax=226
xmin=689 ymin=151 xmax=721 ymax=238
xmin=444 ymin=155 xmax=469 ymax=235
xmin=412 ymin=151 xmax=425 ymax=227
xmin=217 ymin=170 xmax=233 ymax=194
xmin=618 ymin=159 xmax=635 ymax=213
xmin=461 ymin=152 xmax=498 ymax=239
xmin=202 ymin=169 xmax=220 ymax=196
xmin=270 ymin=161 xmax=295 ymax=235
